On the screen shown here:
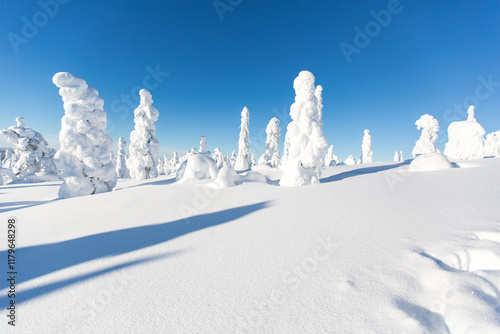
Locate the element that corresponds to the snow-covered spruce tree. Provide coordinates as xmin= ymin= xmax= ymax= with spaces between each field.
xmin=258 ymin=117 xmax=281 ymax=168
xmin=1 ymin=149 xmax=16 ymax=169
xmin=230 ymin=149 xmax=236 ymax=167
xmin=169 ymin=151 xmax=180 ymax=173
xmin=361 ymin=129 xmax=373 ymax=163
xmin=116 ymin=137 xmax=129 ymax=178
xmin=412 ymin=114 xmax=440 ymax=157
xmin=251 ymin=153 xmax=256 ymax=166
xmin=280 ymin=71 xmax=328 ymax=186
xmin=444 ymin=106 xmax=485 ymax=160
xmin=162 ymin=155 xmax=170 ymax=174
xmin=52 ymin=72 xmax=116 ymax=198
xmin=234 ymin=107 xmax=251 ymax=171
xmin=325 ymin=145 xmax=338 ymax=167
xmin=281 ymin=135 xmax=290 ymax=166
xmin=484 ymin=131 xmax=500 ymax=157
xmin=315 ymin=85 xmax=324 ymax=127
xmin=1 ymin=117 xmax=57 ymax=180
xmin=127 ymin=89 xmax=160 ymax=179
xmin=199 ymin=136 xmax=208 ymax=154
xmin=212 ymin=147 xmax=225 ymax=168
xmin=393 ymin=151 xmax=399 ymax=162
xmin=399 ymin=151 xmax=404 ymax=162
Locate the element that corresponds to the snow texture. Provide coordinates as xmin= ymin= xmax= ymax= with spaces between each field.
xmin=409 ymin=152 xmax=453 ymax=172
xmin=444 ymin=106 xmax=486 ymax=160
xmin=127 ymin=89 xmax=160 ymax=179
xmin=52 ymin=72 xmax=117 ymax=198
xmin=361 ymin=129 xmax=373 ymax=163
xmin=412 ymin=114 xmax=440 ymax=157
xmin=234 ymin=107 xmax=251 ymax=171
xmin=116 ymin=137 xmax=129 ymax=178
xmin=258 ymin=117 xmax=281 ymax=168
xmin=280 ymin=71 xmax=328 ymax=186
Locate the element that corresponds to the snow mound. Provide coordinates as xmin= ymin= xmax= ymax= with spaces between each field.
xmin=409 ymin=152 xmax=453 ymax=172
xmin=214 ymin=165 xmax=269 ymax=188
xmin=176 ymin=154 xmax=219 ymax=183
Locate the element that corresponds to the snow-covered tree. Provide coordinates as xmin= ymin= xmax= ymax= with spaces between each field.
xmin=361 ymin=129 xmax=373 ymax=163
xmin=1 ymin=117 xmax=57 ymax=180
xmin=393 ymin=151 xmax=399 ymax=162
xmin=162 ymin=155 xmax=170 ymax=174
xmin=281 ymin=136 xmax=291 ymax=166
xmin=315 ymin=85 xmax=324 ymax=127
xmin=199 ymin=136 xmax=208 ymax=154
xmin=280 ymin=71 xmax=328 ymax=186
xmin=444 ymin=106 xmax=485 ymax=160
xmin=1 ymin=149 xmax=16 ymax=169
xmin=344 ymin=155 xmax=356 ymax=165
xmin=230 ymin=149 xmax=236 ymax=167
xmin=116 ymin=137 xmax=129 ymax=178
xmin=325 ymin=145 xmax=338 ymax=167
xmin=258 ymin=117 xmax=281 ymax=168
xmin=399 ymin=151 xmax=404 ymax=162
xmin=234 ymin=107 xmax=251 ymax=171
xmin=251 ymin=153 xmax=256 ymax=166
xmin=484 ymin=131 xmax=500 ymax=157
xmin=169 ymin=152 xmax=180 ymax=173
xmin=212 ymin=147 xmax=225 ymax=168
xmin=127 ymin=89 xmax=160 ymax=179
xmin=412 ymin=114 xmax=439 ymax=157
xmin=52 ymin=72 xmax=117 ymax=198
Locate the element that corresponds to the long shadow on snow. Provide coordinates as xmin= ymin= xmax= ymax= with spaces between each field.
xmin=320 ymin=161 xmax=410 ymax=184
xmin=1 ymin=201 xmax=269 ymax=305
xmin=0 ymin=199 xmax=58 ymax=213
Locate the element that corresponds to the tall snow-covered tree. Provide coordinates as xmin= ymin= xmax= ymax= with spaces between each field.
xmin=127 ymin=89 xmax=160 ymax=179
xmin=162 ymin=155 xmax=170 ymax=174
xmin=280 ymin=71 xmax=328 ymax=186
xmin=52 ymin=72 xmax=117 ymax=198
xmin=116 ymin=137 xmax=129 ymax=178
xmin=484 ymin=131 xmax=500 ymax=156
xmin=258 ymin=117 xmax=281 ymax=168
xmin=399 ymin=151 xmax=404 ymax=162
xmin=1 ymin=117 xmax=57 ymax=180
xmin=444 ymin=106 xmax=485 ymax=160
xmin=199 ymin=136 xmax=208 ymax=154
xmin=412 ymin=114 xmax=439 ymax=157
xmin=234 ymin=107 xmax=251 ymax=171
xmin=361 ymin=129 xmax=373 ymax=163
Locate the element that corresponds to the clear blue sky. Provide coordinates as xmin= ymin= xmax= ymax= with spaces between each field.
xmin=1 ymin=0 xmax=499 ymax=161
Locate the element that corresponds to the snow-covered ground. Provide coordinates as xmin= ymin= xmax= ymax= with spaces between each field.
xmin=1 ymin=158 xmax=500 ymax=333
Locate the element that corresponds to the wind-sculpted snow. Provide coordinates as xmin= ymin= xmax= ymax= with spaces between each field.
xmin=409 ymin=152 xmax=453 ymax=172
xmin=52 ymin=72 xmax=116 ymax=198
xmin=176 ymin=154 xmax=219 ymax=183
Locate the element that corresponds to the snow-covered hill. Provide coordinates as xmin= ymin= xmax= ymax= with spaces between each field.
xmin=1 ymin=158 xmax=500 ymax=333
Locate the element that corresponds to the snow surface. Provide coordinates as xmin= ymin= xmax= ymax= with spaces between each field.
xmin=2 ymin=158 xmax=500 ymax=333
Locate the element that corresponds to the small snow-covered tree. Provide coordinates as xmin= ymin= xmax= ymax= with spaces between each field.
xmin=234 ymin=107 xmax=251 ymax=171
xmin=52 ymin=72 xmax=117 ymax=198
xmin=280 ymin=71 xmax=328 ymax=186
xmin=361 ymin=129 xmax=373 ymax=163
xmin=412 ymin=114 xmax=439 ymax=157
xmin=344 ymin=155 xmax=356 ymax=165
xmin=399 ymin=151 xmax=404 ymax=162
xmin=484 ymin=131 xmax=500 ymax=156
xmin=258 ymin=117 xmax=281 ymax=168
xmin=444 ymin=106 xmax=485 ymax=160
xmin=1 ymin=117 xmax=57 ymax=180
xmin=162 ymin=155 xmax=170 ymax=174
xmin=212 ymin=147 xmax=225 ymax=168
xmin=199 ymin=136 xmax=208 ymax=154
xmin=393 ymin=151 xmax=399 ymax=162
xmin=230 ymin=149 xmax=236 ymax=167
xmin=127 ymin=89 xmax=160 ymax=179
xmin=325 ymin=145 xmax=338 ymax=167
xmin=169 ymin=152 xmax=180 ymax=173
xmin=116 ymin=137 xmax=129 ymax=178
